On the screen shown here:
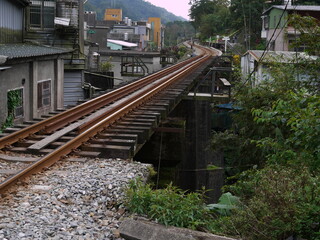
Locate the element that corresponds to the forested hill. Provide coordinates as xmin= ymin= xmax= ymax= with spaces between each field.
xmin=84 ymin=0 xmax=186 ymax=24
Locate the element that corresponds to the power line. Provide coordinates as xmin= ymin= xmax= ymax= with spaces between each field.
xmin=240 ymin=1 xmax=295 ymax=87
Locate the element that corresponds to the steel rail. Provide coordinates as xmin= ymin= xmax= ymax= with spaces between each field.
xmin=0 ymin=55 xmax=202 ymax=149
xmin=76 ymin=56 xmax=206 ymax=133
xmin=42 ymin=55 xmax=203 ymax=133
xmin=0 ymin=53 xmax=211 ymax=194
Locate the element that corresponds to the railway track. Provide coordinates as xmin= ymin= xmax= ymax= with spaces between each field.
xmin=0 ymin=44 xmax=217 ymax=194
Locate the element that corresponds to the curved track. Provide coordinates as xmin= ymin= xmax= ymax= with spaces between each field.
xmin=0 ymin=44 xmax=217 ymax=194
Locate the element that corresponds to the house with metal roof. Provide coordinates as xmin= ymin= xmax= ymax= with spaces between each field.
xmin=261 ymin=1 xmax=320 ymax=51
xmin=241 ymin=50 xmax=318 ymax=85
xmin=0 ymin=0 xmax=71 ymax=127
xmin=22 ymin=0 xmax=86 ymax=107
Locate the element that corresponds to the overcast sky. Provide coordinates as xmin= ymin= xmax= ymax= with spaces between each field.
xmin=146 ymin=0 xmax=191 ymax=20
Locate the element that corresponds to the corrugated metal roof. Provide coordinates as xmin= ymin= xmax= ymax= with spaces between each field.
xmin=0 ymin=44 xmax=71 ymax=59
xmin=245 ymin=50 xmax=318 ymax=63
xmin=263 ymin=5 xmax=320 ymax=14
xmin=107 ymin=39 xmax=137 ymax=47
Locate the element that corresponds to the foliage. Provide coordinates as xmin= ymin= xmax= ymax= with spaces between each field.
xmin=164 ymin=21 xmax=195 ymax=47
xmin=99 ymin=57 xmax=114 ymax=72
xmin=84 ymin=0 xmax=184 ymax=24
xmin=288 ymin=14 xmax=320 ymax=55
xmin=189 ymin=0 xmax=231 ymax=40
xmin=1 ymin=90 xmax=22 ymax=130
xmin=252 ymin=90 xmax=320 ymax=171
xmin=210 ymin=19 xmax=320 ymax=237
xmin=124 ymin=178 xmax=214 ymax=230
xmin=207 ymin=192 xmax=240 ymax=216
xmin=218 ymin=165 xmax=320 ymax=240
xmin=229 ymin=0 xmax=268 ymax=49
xmin=212 ymin=51 xmax=320 ymax=174
xmin=160 ymin=45 xmax=189 ymax=60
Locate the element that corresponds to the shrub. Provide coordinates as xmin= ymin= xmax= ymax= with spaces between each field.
xmin=124 ymin=178 xmax=214 ymax=230
xmin=217 ymin=165 xmax=320 ymax=240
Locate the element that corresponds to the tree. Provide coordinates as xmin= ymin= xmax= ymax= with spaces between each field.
xmin=189 ymin=0 xmax=230 ymax=39
xmin=229 ymin=0 xmax=269 ymax=49
xmin=288 ymin=14 xmax=320 ymax=55
xmin=210 ymin=13 xmax=320 ymax=240
xmin=164 ymin=21 xmax=195 ymax=46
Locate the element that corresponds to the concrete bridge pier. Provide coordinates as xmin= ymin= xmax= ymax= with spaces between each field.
xmin=177 ymin=98 xmax=224 ymax=203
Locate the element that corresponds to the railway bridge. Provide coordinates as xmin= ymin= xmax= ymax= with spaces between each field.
xmin=0 ymin=45 xmax=232 ymax=201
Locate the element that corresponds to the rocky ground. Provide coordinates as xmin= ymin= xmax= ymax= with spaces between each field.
xmin=0 ymin=157 xmax=151 ymax=240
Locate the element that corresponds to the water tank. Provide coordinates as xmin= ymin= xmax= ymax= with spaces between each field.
xmin=56 ymin=1 xmax=78 ymax=27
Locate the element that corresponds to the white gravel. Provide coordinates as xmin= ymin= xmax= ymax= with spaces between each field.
xmin=0 ymin=157 xmax=151 ymax=240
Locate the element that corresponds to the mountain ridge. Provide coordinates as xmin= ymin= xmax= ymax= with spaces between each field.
xmin=84 ymin=0 xmax=186 ymax=24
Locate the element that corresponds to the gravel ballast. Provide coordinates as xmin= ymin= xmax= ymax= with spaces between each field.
xmin=0 ymin=157 xmax=151 ymax=240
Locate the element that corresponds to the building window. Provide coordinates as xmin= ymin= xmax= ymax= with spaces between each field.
xmin=29 ymin=0 xmax=55 ymax=29
xmin=7 ymin=88 xmax=24 ymax=119
xmin=264 ymin=16 xmax=269 ymax=30
xmin=38 ymin=80 xmax=51 ymax=108
xmin=112 ymin=14 xmax=118 ymax=17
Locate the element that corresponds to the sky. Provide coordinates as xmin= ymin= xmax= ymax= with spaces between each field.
xmin=146 ymin=0 xmax=191 ymax=20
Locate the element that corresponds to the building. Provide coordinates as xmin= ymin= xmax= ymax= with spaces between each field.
xmin=261 ymin=1 xmax=320 ymax=51
xmin=0 ymin=0 xmax=70 ymax=126
xmin=83 ymin=10 xmax=163 ymax=85
xmin=104 ymin=8 xmax=122 ymax=22
xmin=148 ymin=17 xmax=164 ymax=50
xmin=241 ymin=50 xmax=317 ymax=85
xmin=84 ymin=11 xmax=152 ymax=51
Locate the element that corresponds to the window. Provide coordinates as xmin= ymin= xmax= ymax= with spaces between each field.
xmin=264 ymin=16 xmax=269 ymax=30
xmin=38 ymin=80 xmax=51 ymax=108
xmin=7 ymin=88 xmax=24 ymax=119
xmin=29 ymin=0 xmax=55 ymax=29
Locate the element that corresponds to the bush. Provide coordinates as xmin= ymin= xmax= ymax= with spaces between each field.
xmin=124 ymin=178 xmax=214 ymax=230
xmin=216 ymin=165 xmax=320 ymax=240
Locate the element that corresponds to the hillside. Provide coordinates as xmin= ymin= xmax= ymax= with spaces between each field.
xmin=84 ymin=0 xmax=186 ymax=24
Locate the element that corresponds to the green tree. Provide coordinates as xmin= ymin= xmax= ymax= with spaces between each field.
xmin=210 ymin=13 xmax=320 ymax=239
xmin=189 ymin=0 xmax=230 ymax=39
xmin=252 ymin=91 xmax=320 ymax=170
xmin=288 ymin=14 xmax=320 ymax=55
xmin=217 ymin=165 xmax=320 ymax=240
xmin=199 ymin=6 xmax=230 ymax=39
xmin=164 ymin=21 xmax=195 ymax=46
xmin=229 ymin=0 xmax=270 ymax=49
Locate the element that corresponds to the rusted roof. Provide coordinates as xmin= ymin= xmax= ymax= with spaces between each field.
xmin=0 ymin=44 xmax=71 ymax=59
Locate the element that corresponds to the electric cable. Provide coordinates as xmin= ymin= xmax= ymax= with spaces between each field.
xmin=238 ymin=1 xmax=295 ymax=88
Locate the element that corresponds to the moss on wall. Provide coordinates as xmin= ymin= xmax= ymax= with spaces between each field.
xmin=0 ymin=28 xmax=22 ymax=43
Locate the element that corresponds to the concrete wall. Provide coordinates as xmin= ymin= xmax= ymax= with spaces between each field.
xmin=0 ymin=58 xmax=64 ymax=126
xmin=0 ymin=63 xmax=30 ymax=124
